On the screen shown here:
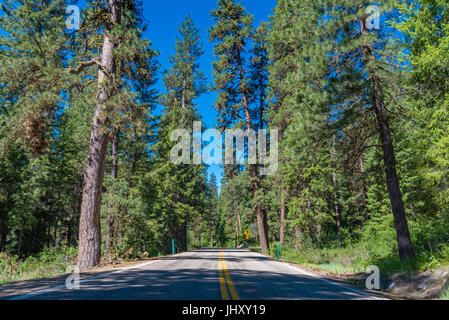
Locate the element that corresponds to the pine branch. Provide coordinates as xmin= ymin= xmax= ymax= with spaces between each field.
xmin=67 ymin=58 xmax=102 ymax=74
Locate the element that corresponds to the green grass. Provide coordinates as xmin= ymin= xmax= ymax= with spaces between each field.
xmin=0 ymin=247 xmax=77 ymax=286
xmin=441 ymin=288 xmax=449 ymax=300
xmin=264 ymin=242 xmax=449 ymax=278
xmin=315 ymin=262 xmax=359 ymax=274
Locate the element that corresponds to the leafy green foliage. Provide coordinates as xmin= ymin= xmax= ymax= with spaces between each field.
xmin=0 ymin=246 xmax=77 ymax=285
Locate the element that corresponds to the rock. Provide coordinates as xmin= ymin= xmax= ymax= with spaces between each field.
xmin=441 ymin=278 xmax=449 ymax=293
xmin=433 ymin=270 xmax=442 ymax=277
xmin=417 ymin=281 xmax=427 ymax=290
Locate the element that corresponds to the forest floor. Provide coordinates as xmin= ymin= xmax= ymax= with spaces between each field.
xmin=250 ymin=247 xmax=449 ymax=300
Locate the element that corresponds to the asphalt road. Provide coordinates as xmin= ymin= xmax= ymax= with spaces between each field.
xmin=2 ymin=249 xmax=381 ymax=300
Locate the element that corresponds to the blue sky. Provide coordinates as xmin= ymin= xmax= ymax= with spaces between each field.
xmin=75 ymin=0 xmax=276 ymax=188
xmin=141 ymin=0 xmax=275 ymax=187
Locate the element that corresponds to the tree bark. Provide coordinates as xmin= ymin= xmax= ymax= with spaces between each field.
xmin=330 ymin=138 xmax=342 ymax=243
xmin=105 ymin=128 xmax=119 ymax=256
xmin=181 ymin=79 xmax=186 ymax=109
xmin=0 ymin=211 xmax=7 ymax=252
xmin=78 ymin=0 xmax=122 ymax=271
xmin=370 ymin=72 xmax=415 ymax=261
xmin=316 ymin=223 xmax=322 ymax=248
xmin=358 ymin=156 xmax=368 ymax=231
xmin=280 ymin=197 xmax=285 ymax=245
xmin=295 ymin=227 xmax=302 ymax=251
xmin=236 ymin=208 xmax=242 ymax=246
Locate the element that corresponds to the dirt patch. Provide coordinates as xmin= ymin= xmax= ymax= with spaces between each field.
xmin=385 ymin=268 xmax=449 ymax=300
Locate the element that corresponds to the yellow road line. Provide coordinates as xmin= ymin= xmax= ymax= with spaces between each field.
xmin=218 ymin=258 xmax=230 ymax=300
xmin=219 ymin=250 xmax=240 ymax=300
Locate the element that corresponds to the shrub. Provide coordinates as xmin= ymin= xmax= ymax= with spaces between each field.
xmin=0 ymin=246 xmax=77 ymax=286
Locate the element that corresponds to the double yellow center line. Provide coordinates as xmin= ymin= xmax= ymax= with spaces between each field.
xmin=218 ymin=250 xmax=239 ymax=300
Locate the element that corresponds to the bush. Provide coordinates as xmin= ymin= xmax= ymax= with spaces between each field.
xmin=0 ymin=246 xmax=77 ymax=286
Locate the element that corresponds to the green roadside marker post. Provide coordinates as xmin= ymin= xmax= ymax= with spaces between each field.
xmin=277 ymin=243 xmax=280 ymax=260
xmin=172 ymin=238 xmax=175 ymax=255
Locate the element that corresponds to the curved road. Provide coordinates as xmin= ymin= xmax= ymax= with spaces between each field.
xmin=2 ymin=249 xmax=381 ymax=300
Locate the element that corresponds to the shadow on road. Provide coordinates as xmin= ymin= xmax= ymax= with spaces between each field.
xmin=0 ymin=248 xmax=373 ymax=300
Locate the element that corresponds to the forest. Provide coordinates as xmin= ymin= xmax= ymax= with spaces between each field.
xmin=0 ymin=0 xmax=448 ymax=284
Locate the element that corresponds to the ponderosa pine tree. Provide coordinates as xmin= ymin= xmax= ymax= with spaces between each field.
xmin=73 ymin=0 xmax=123 ymax=270
xmin=209 ymin=0 xmax=270 ymax=253
xmin=74 ymin=0 xmax=159 ymax=269
xmin=153 ymin=15 xmax=208 ymax=253
xmin=289 ymin=0 xmax=415 ymax=261
xmin=267 ymin=0 xmax=336 ymax=248
xmin=267 ymin=0 xmax=308 ymax=246
xmin=0 ymin=0 xmax=74 ymax=255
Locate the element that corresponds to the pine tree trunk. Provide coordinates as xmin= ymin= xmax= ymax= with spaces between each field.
xmin=358 ymin=16 xmax=414 ymax=262
xmin=280 ymin=197 xmax=285 ymax=245
xmin=17 ymin=228 xmax=23 ymax=257
xmin=105 ymin=129 xmax=119 ymax=256
xmin=316 ymin=223 xmax=322 ymax=248
xmin=181 ymin=79 xmax=186 ymax=109
xmin=330 ymin=139 xmax=341 ymax=242
xmin=295 ymin=227 xmax=302 ymax=251
xmin=237 ymin=209 xmax=241 ymax=246
xmin=360 ymin=48 xmax=414 ymax=261
xmin=359 ymin=156 xmax=368 ymax=231
xmin=0 ymin=212 xmax=7 ymax=252
xmin=305 ymin=221 xmax=312 ymax=244
xmin=183 ymin=220 xmax=187 ymax=251
xmin=235 ymin=217 xmax=239 ymax=247
xmin=78 ymin=0 xmax=122 ymax=271
xmin=332 ymin=169 xmax=341 ymax=242
xmin=370 ymin=72 xmax=415 ymax=261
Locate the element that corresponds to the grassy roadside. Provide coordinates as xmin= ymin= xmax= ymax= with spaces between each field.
xmin=0 ymin=247 xmax=172 ymax=286
xmin=0 ymin=247 xmax=78 ymax=286
xmin=250 ymin=243 xmax=449 ymax=300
